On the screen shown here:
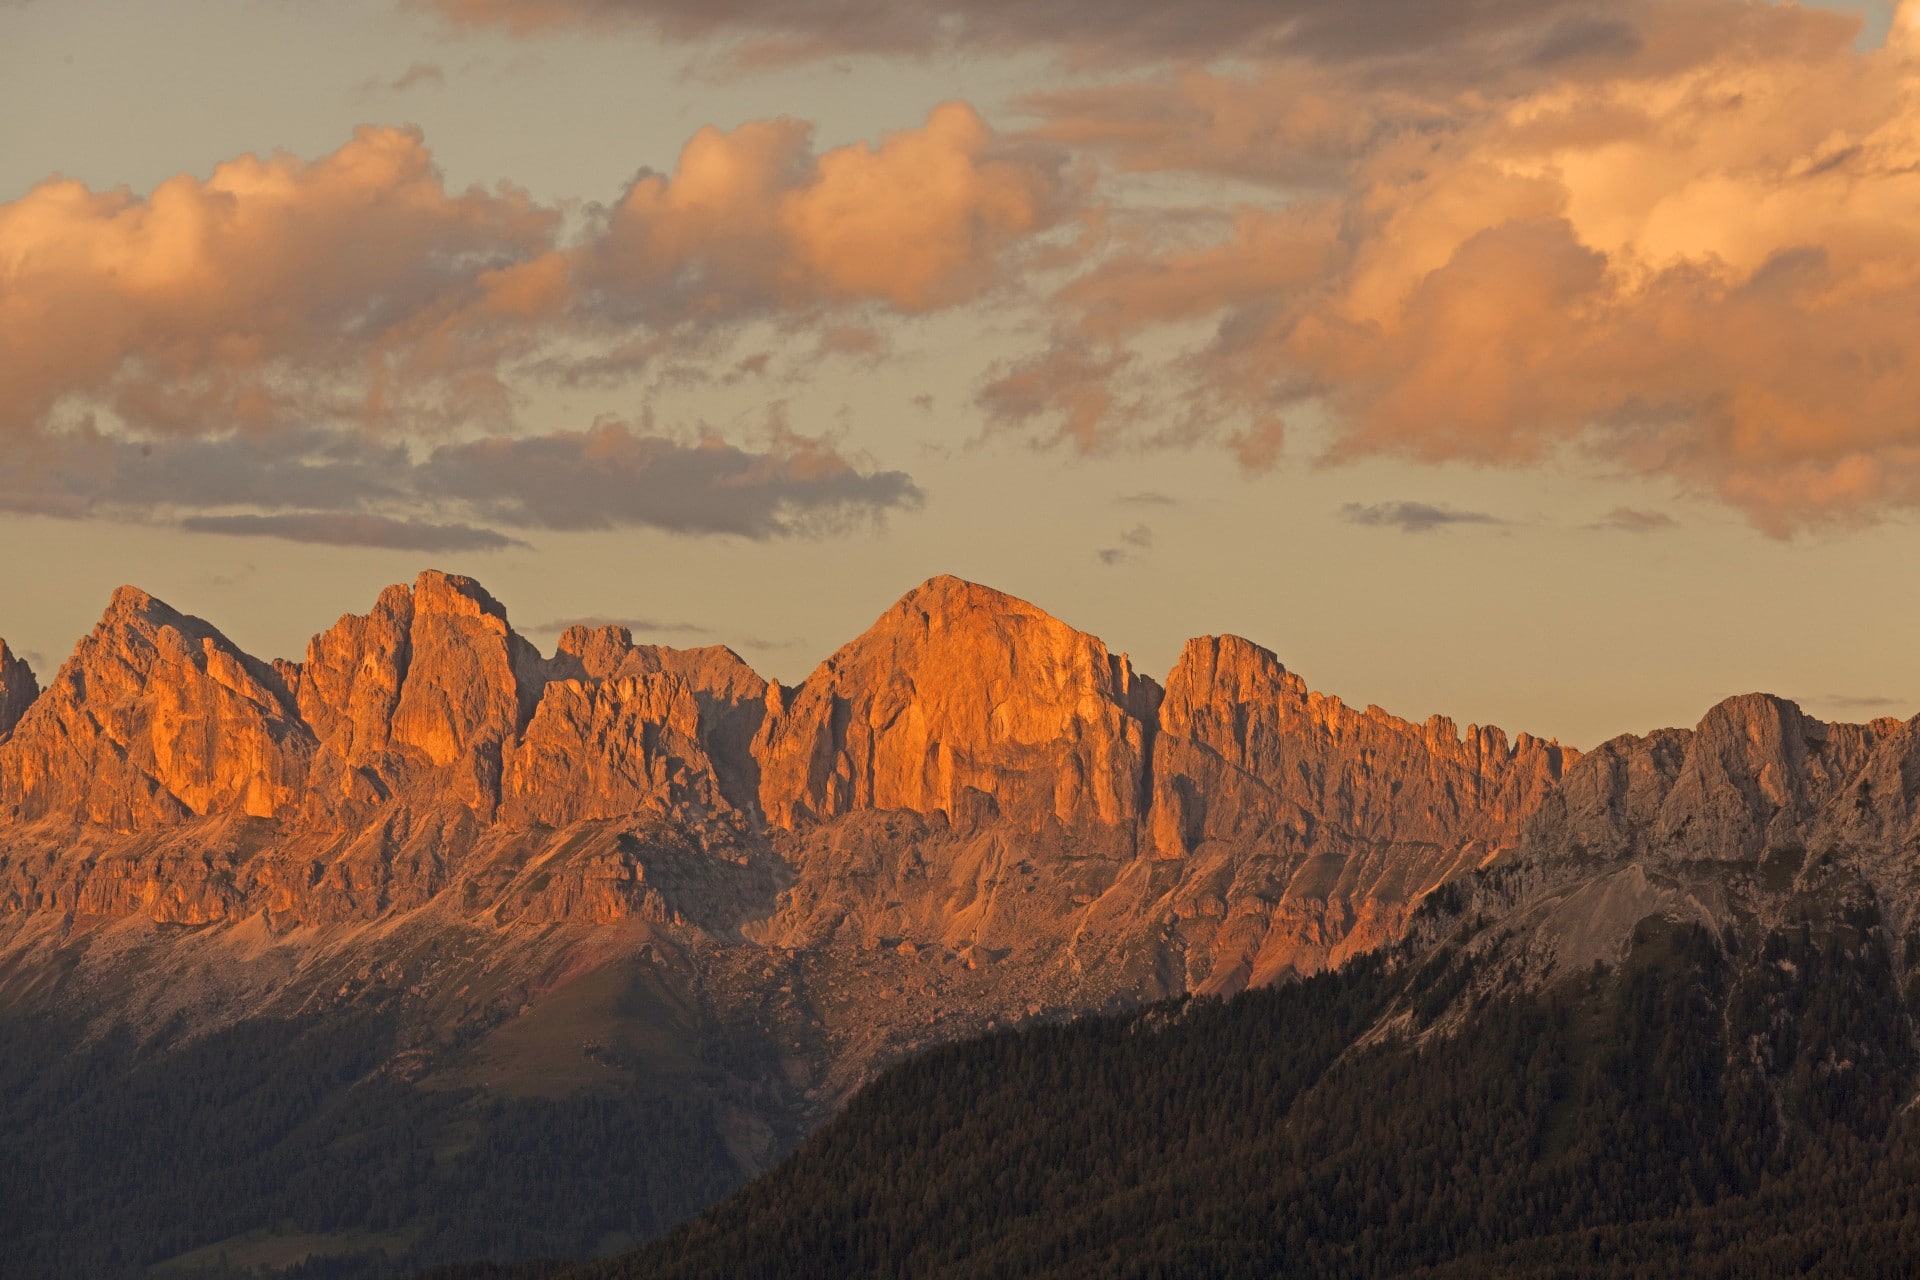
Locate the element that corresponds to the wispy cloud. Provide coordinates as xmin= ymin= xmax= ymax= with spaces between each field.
xmin=529 ymin=614 xmax=713 ymax=636
xmin=1339 ymin=502 xmax=1503 ymax=534
xmin=180 ymin=513 xmax=527 ymax=553
xmin=528 ymin=613 xmax=799 ymax=651
xmin=1810 ymin=693 xmax=1909 ymax=713
xmin=355 ymin=61 xmax=446 ymax=98
xmin=1096 ymin=522 xmax=1154 ymax=565
xmin=1588 ymin=507 xmax=1679 ymax=533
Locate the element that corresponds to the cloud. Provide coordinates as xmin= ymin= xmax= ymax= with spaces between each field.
xmin=580 ymin=103 xmax=1070 ymax=323
xmin=0 ymin=107 xmax=1071 ymax=543
xmin=0 ymin=418 xmax=920 ymax=545
xmin=1001 ymin=0 xmax=1920 ymax=535
xmin=0 ymin=105 xmax=1069 ymax=440
xmin=1118 ymin=491 xmax=1178 ymax=506
xmin=1339 ymin=502 xmax=1503 ymax=533
xmin=1096 ymin=522 xmax=1154 ymax=565
xmin=420 ymin=0 xmax=1682 ymax=75
xmin=0 ymin=124 xmax=559 ymax=441
xmin=1822 ymin=694 xmax=1906 ymax=710
xmin=181 ymin=513 xmax=526 ymax=552
xmin=528 ymin=613 xmax=799 ymax=651
xmin=389 ymin=61 xmax=447 ymax=91
xmin=356 ymin=61 xmax=447 ymax=97
xmin=529 ymin=614 xmax=713 ymax=636
xmin=419 ymin=417 xmax=923 ymax=538
xmin=1589 ymin=507 xmax=1678 ymax=533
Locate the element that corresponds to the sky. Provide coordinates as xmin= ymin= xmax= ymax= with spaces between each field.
xmin=1 ymin=0 xmax=1917 ymax=749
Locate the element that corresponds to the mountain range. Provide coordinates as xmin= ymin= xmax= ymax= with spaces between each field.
xmin=5 ymin=571 xmax=1917 ymax=1275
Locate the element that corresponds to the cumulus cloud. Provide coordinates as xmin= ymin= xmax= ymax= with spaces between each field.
xmin=1002 ymin=0 xmax=1920 ymax=535
xmin=580 ymin=103 xmax=1068 ymax=322
xmin=1339 ymin=502 xmax=1503 ymax=534
xmin=0 ymin=124 xmax=559 ymax=440
xmin=0 ymin=105 xmax=1072 ymax=542
xmin=0 ymin=106 xmax=1066 ymax=445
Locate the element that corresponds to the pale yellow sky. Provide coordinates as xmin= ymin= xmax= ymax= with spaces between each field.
xmin=1 ymin=0 xmax=1914 ymax=749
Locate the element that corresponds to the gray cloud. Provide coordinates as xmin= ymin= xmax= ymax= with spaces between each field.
xmin=529 ymin=613 xmax=800 ymax=651
xmin=389 ymin=61 xmax=446 ymax=91
xmin=180 ymin=513 xmax=527 ymax=553
xmin=1121 ymin=523 xmax=1153 ymax=549
xmin=1589 ymin=507 xmax=1679 ymax=533
xmin=530 ymin=614 xmax=714 ymax=637
xmin=1809 ymin=694 xmax=1909 ymax=715
xmin=1118 ymin=491 xmax=1178 ymax=507
xmin=356 ymin=61 xmax=446 ymax=97
xmin=3 ymin=419 xmax=921 ymax=548
xmin=425 ymin=0 xmax=1663 ymax=77
xmin=1095 ymin=547 xmax=1127 ymax=566
xmin=1340 ymin=502 xmax=1504 ymax=533
xmin=421 ymin=418 xmax=923 ymax=539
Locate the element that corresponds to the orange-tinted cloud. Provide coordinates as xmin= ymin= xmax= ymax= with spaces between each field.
xmin=0 ymin=106 xmax=1068 ymax=447
xmin=0 ymin=124 xmax=559 ymax=439
xmin=1007 ymin=0 xmax=1920 ymax=533
xmin=583 ymin=103 xmax=1067 ymax=320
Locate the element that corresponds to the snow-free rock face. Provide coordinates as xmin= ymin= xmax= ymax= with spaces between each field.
xmin=286 ymin=571 xmax=548 ymax=819
xmin=1151 ymin=634 xmax=1568 ymax=860
xmin=753 ymin=576 xmax=1161 ymax=833
xmin=0 ymin=641 xmax=38 ymax=742
xmin=1142 ymin=634 xmax=1574 ymax=991
xmin=0 ymin=587 xmax=312 ymax=828
xmin=1521 ymin=693 xmax=1897 ymax=866
xmin=0 ymin=570 xmax=1601 ymax=1121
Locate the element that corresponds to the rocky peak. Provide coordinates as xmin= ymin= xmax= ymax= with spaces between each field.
xmin=554 ymin=623 xmax=636 ymax=681
xmin=0 ymin=587 xmax=311 ymax=828
xmin=754 ymin=576 xmax=1159 ymax=832
xmin=1150 ymin=634 xmax=1570 ymax=859
xmin=292 ymin=570 xmax=547 ymax=818
xmin=1520 ymin=692 xmax=1898 ymax=866
xmin=0 ymin=640 xmax=38 ymax=742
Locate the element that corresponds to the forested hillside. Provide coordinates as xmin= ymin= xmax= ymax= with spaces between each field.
xmin=511 ymin=907 xmax=1920 ymax=1279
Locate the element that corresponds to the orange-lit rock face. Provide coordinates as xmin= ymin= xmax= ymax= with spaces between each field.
xmin=0 ymin=567 xmax=1596 ymax=1051
xmin=504 ymin=673 xmax=722 ymax=826
xmin=290 ymin=571 xmax=548 ymax=819
xmin=753 ymin=576 xmax=1160 ymax=832
xmin=1153 ymin=634 xmax=1571 ymax=860
xmin=0 ymin=587 xmax=311 ymax=828
xmin=0 ymin=641 xmax=37 ymax=741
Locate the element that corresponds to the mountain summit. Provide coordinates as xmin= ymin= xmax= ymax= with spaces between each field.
xmin=16 ymin=571 xmax=1914 ymax=1274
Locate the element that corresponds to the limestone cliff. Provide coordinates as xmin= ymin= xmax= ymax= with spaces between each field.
xmin=0 ymin=570 xmax=1589 ymax=1112
xmin=1143 ymin=634 xmax=1572 ymax=990
xmin=753 ymin=576 xmax=1160 ymax=833
xmin=0 ymin=641 xmax=37 ymax=742
xmin=0 ymin=587 xmax=311 ymax=828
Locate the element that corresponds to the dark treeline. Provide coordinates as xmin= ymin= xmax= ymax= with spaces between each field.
xmin=0 ymin=1008 xmax=740 ymax=1278
xmin=474 ymin=910 xmax=1920 ymax=1280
